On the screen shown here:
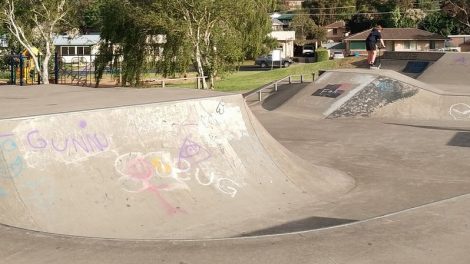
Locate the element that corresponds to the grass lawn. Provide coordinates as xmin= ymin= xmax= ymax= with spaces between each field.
xmin=215 ymin=57 xmax=362 ymax=92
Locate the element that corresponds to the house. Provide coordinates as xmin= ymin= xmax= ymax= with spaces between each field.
xmin=275 ymin=13 xmax=295 ymax=29
xmin=269 ymin=31 xmax=296 ymax=58
xmin=343 ymin=28 xmax=446 ymax=56
xmin=271 ymin=18 xmax=285 ymax=31
xmin=322 ymin=42 xmax=346 ymax=57
xmin=324 ymin=21 xmax=348 ymax=42
xmin=53 ymin=34 xmax=101 ymax=63
xmin=283 ymin=0 xmax=304 ymax=10
xmin=447 ymin=35 xmax=470 ymax=52
xmin=0 ymin=35 xmax=8 ymax=49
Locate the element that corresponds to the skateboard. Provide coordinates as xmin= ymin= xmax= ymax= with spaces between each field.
xmin=369 ymin=63 xmax=381 ymax=70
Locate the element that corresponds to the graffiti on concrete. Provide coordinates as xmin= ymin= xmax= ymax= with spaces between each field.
xmin=216 ymin=101 xmax=225 ymax=115
xmin=177 ymin=137 xmax=211 ymax=167
xmin=115 ymin=137 xmax=242 ymax=214
xmin=453 ymin=56 xmax=469 ymax=66
xmin=13 ymin=119 xmax=112 ymax=168
xmin=115 ymin=152 xmax=188 ymax=215
xmin=0 ymin=133 xmax=54 ymax=205
xmin=26 ymin=120 xmax=109 ymax=154
xmin=377 ymin=79 xmax=395 ymax=92
xmin=449 ymin=103 xmax=470 ymax=120
xmin=312 ymin=83 xmax=352 ymax=98
xmin=0 ymin=133 xmax=24 ymax=179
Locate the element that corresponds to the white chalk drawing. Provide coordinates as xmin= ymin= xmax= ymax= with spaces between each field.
xmin=449 ymin=103 xmax=470 ymax=120
xmin=114 ymin=149 xmax=242 ymax=214
xmin=115 ymin=152 xmax=241 ymax=198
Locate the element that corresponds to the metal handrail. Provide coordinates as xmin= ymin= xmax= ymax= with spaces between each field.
xmin=243 ymin=73 xmax=315 ymax=101
xmin=144 ymin=76 xmax=208 ymax=89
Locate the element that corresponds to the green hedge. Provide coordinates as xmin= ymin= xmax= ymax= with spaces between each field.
xmin=315 ymin=48 xmax=329 ymax=62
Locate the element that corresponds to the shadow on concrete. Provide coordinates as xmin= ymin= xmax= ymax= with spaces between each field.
xmin=262 ymin=83 xmax=310 ymax=111
xmin=239 ymin=216 xmax=357 ymax=237
xmin=350 ymin=58 xmax=369 ymax=69
xmin=403 ymin=61 xmax=430 ymax=74
xmin=448 ymin=132 xmax=470 ymax=148
xmin=385 ymin=123 xmax=470 ymax=132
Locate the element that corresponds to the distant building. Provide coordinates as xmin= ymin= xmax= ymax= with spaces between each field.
xmin=0 ymin=35 xmax=8 ymax=49
xmin=271 ymin=18 xmax=285 ymax=31
xmin=269 ymin=31 xmax=295 ymax=58
xmin=343 ymin=28 xmax=446 ymax=56
xmin=324 ymin=21 xmax=348 ymax=42
xmin=275 ymin=13 xmax=295 ymax=29
xmin=53 ymin=34 xmax=101 ymax=63
xmin=447 ymin=35 xmax=470 ymax=52
xmin=283 ymin=0 xmax=304 ymax=10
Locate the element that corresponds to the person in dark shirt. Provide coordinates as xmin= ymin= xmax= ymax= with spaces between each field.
xmin=366 ymin=26 xmax=386 ymax=67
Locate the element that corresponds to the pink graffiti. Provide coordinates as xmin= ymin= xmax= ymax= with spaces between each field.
xmin=123 ymin=158 xmax=185 ymax=215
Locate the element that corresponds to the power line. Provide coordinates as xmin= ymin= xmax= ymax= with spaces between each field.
xmin=276 ymin=9 xmax=441 ymax=17
xmin=299 ymin=6 xmax=356 ymax=10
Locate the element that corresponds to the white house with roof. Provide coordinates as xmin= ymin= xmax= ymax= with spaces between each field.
xmin=53 ymin=34 xmax=101 ymax=63
xmin=269 ymin=30 xmax=295 ymax=58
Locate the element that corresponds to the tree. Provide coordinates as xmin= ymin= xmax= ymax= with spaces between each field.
xmin=419 ymin=11 xmax=459 ymax=36
xmin=97 ymin=0 xmax=275 ymax=89
xmin=391 ymin=7 xmax=427 ymax=28
xmin=304 ymin=0 xmax=356 ymax=26
xmin=289 ymin=13 xmax=317 ymax=45
xmin=442 ymin=0 xmax=470 ymax=29
xmin=1 ymin=0 xmax=75 ymax=84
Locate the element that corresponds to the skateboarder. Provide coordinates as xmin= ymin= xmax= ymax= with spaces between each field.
xmin=366 ymin=26 xmax=386 ymax=68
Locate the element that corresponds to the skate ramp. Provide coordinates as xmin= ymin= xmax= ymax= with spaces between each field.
xmin=418 ymin=52 xmax=470 ymax=86
xmin=0 ymin=94 xmax=353 ymax=239
xmin=289 ymin=69 xmax=470 ymax=121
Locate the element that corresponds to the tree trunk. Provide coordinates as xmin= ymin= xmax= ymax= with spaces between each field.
xmin=195 ymin=44 xmax=207 ymax=89
xmin=41 ymin=41 xmax=52 ymax=84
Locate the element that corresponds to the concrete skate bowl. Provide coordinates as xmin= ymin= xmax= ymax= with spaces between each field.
xmin=0 ymin=94 xmax=354 ymax=240
xmin=257 ymin=69 xmax=470 ymax=121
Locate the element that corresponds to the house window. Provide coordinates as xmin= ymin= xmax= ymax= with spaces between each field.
xmin=404 ymin=41 xmax=417 ymax=50
xmin=333 ymin=28 xmax=338 ymax=35
xmin=61 ymin=46 xmax=75 ymax=56
xmin=430 ymin=41 xmax=436 ymax=49
xmin=76 ymin=46 xmax=91 ymax=56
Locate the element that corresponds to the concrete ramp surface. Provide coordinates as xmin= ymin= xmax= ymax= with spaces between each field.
xmin=293 ymin=69 xmax=470 ymax=121
xmin=418 ymin=52 xmax=470 ymax=85
xmin=0 ymin=94 xmax=353 ymax=239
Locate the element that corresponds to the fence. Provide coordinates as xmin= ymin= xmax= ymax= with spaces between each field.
xmin=55 ymin=54 xmax=121 ymax=87
xmin=0 ymin=53 xmax=41 ymax=86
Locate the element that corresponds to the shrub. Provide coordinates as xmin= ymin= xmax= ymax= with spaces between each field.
xmin=315 ymin=48 xmax=329 ymax=62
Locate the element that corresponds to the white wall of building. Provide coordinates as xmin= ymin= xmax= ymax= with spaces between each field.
xmin=269 ymin=31 xmax=295 ymax=58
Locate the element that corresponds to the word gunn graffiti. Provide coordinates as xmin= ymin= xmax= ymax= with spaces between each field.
xmin=26 ymin=120 xmax=109 ymax=154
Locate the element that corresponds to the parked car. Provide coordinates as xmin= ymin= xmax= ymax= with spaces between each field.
xmin=302 ymin=44 xmax=315 ymax=57
xmin=255 ymin=55 xmax=293 ymax=68
xmin=331 ymin=51 xmax=345 ymax=59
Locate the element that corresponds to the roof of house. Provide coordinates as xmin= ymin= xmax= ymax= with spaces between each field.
xmin=325 ymin=21 xmax=346 ymax=29
xmin=345 ymin=28 xmax=447 ymax=41
xmin=53 ymin=34 xmax=101 ymax=46
xmin=277 ymin=14 xmax=295 ymax=21
xmin=272 ymin=18 xmax=285 ymax=26
xmin=322 ymin=42 xmax=345 ymax=49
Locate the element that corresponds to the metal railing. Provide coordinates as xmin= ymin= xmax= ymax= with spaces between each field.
xmin=244 ymin=73 xmax=316 ymax=101
xmin=144 ymin=76 xmax=208 ymax=89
